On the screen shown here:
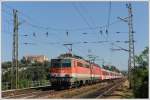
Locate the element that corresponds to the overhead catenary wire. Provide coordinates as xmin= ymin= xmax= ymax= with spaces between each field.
xmin=76 ymin=2 xmax=101 ymax=40
xmin=72 ymin=3 xmax=94 ymax=30
xmin=22 ymin=40 xmax=109 ymax=46
xmin=16 ymin=13 xmax=66 ymax=41
xmin=107 ymin=1 xmax=112 ymax=31
xmin=77 ymin=3 xmax=97 ymax=28
xmin=8 ymin=13 xmax=65 ymax=41
xmin=2 ymin=5 xmax=66 ymax=42
xmin=3 ymin=3 xmax=122 ymax=40
xmin=2 ymin=8 xmax=65 ymax=48
xmin=2 ymin=15 xmax=127 ymax=48
xmin=105 ymin=1 xmax=112 ymax=40
xmin=3 ymin=4 xmax=128 ymax=46
xmin=2 ymin=3 xmax=123 ymax=33
xmin=2 ymin=4 xmax=66 ymax=32
xmin=3 ymin=4 xmax=110 ymax=43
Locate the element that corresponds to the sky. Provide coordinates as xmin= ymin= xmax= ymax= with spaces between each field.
xmin=1 ymin=1 xmax=149 ymax=71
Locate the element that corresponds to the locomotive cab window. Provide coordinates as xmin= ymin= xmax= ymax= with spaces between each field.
xmin=51 ymin=59 xmax=61 ymax=67
xmin=51 ymin=59 xmax=71 ymax=67
xmin=62 ymin=59 xmax=71 ymax=67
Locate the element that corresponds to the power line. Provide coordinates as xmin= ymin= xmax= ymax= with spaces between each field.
xmin=9 ymin=5 xmax=100 ymax=42
xmin=2 ymin=8 xmax=64 ymax=41
xmin=76 ymin=3 xmax=102 ymax=40
xmin=3 ymin=4 xmax=122 ymax=33
xmin=21 ymin=38 xmax=128 ymax=47
xmin=3 ymin=4 xmax=66 ymax=31
xmin=3 ymin=4 xmax=129 ymax=52
xmin=16 ymin=15 xmax=66 ymax=41
xmin=64 ymin=19 xmax=121 ymax=31
xmin=107 ymin=1 xmax=112 ymax=30
xmin=111 ymin=42 xmax=129 ymax=52
xmin=72 ymin=3 xmax=94 ymax=30
xmin=21 ymin=40 xmax=109 ymax=46
xmin=105 ymin=1 xmax=112 ymax=40
xmin=78 ymin=3 xmax=97 ymax=28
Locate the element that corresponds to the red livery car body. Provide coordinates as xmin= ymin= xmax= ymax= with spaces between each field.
xmin=49 ymin=53 xmax=122 ymax=87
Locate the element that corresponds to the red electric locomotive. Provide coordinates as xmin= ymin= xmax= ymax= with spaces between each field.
xmin=49 ymin=53 xmax=122 ymax=88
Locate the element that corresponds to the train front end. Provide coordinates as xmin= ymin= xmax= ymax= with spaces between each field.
xmin=49 ymin=58 xmax=72 ymax=87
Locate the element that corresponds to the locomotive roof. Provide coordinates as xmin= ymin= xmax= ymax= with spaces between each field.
xmin=57 ymin=53 xmax=93 ymax=63
xmin=58 ymin=53 xmax=85 ymax=60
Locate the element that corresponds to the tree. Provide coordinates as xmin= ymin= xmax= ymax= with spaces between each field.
xmin=2 ymin=61 xmax=12 ymax=69
xmin=20 ymin=56 xmax=26 ymax=64
xmin=135 ymin=47 xmax=148 ymax=68
xmin=133 ymin=47 xmax=149 ymax=98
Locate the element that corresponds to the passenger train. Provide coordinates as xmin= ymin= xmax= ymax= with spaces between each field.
xmin=49 ymin=53 xmax=123 ymax=88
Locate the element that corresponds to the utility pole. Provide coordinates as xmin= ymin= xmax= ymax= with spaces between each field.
xmin=112 ymin=3 xmax=135 ymax=89
xmin=11 ymin=9 xmax=19 ymax=89
xmin=127 ymin=3 xmax=135 ymax=89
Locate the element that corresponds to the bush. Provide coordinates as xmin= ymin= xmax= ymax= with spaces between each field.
xmin=132 ymin=67 xmax=148 ymax=98
xmin=19 ymin=79 xmax=29 ymax=88
xmin=132 ymin=47 xmax=149 ymax=98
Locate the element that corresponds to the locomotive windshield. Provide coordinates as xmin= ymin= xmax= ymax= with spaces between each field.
xmin=51 ymin=59 xmax=61 ymax=67
xmin=61 ymin=59 xmax=71 ymax=67
xmin=51 ymin=59 xmax=71 ymax=67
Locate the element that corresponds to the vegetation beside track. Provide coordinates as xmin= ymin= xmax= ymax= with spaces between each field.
xmin=95 ymin=46 xmax=149 ymax=99
xmin=132 ymin=46 xmax=149 ymax=98
xmin=2 ymin=60 xmax=50 ymax=90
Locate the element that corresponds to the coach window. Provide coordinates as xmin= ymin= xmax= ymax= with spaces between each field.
xmin=85 ymin=64 xmax=90 ymax=68
xmin=77 ymin=62 xmax=83 ymax=67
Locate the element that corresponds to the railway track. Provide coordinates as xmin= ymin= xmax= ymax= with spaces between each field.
xmin=2 ymin=78 xmax=125 ymax=99
xmin=96 ymin=80 xmax=125 ymax=98
xmin=2 ymin=86 xmax=52 ymax=99
xmin=71 ymin=78 xmax=126 ymax=98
